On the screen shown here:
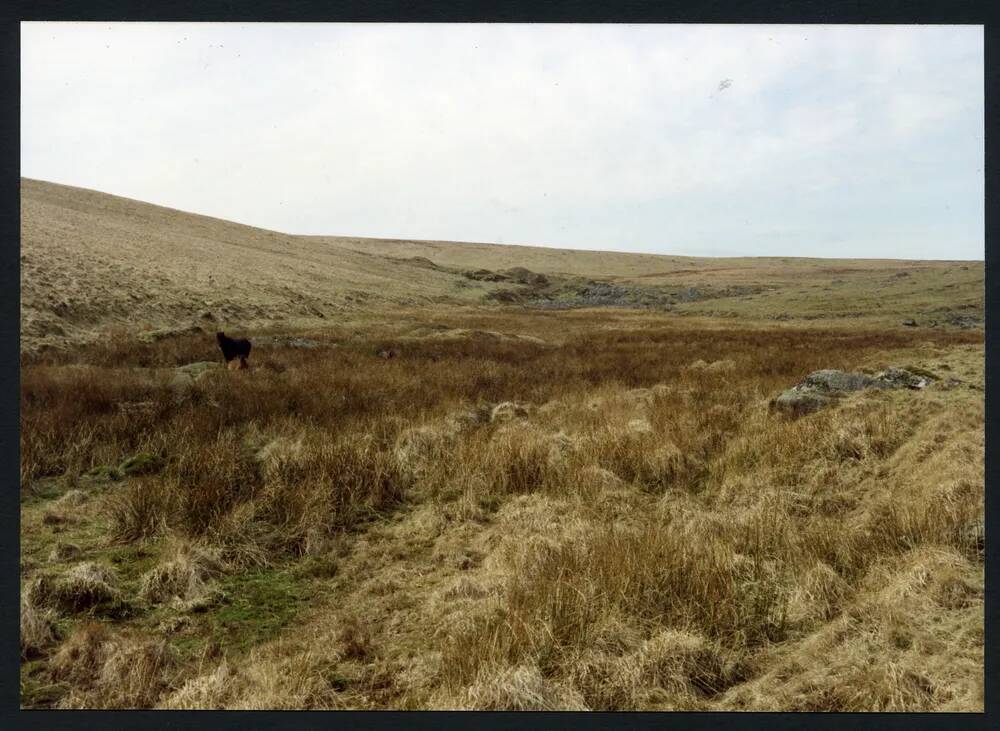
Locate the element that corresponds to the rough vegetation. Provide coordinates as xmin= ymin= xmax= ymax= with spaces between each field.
xmin=20 ymin=308 xmax=983 ymax=710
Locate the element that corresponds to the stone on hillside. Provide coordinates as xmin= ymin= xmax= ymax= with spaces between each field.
xmin=772 ymin=366 xmax=935 ymax=418
xmin=799 ymin=369 xmax=878 ymax=393
xmin=874 ymin=367 xmax=934 ymax=390
xmin=770 ymin=390 xmax=835 ymax=417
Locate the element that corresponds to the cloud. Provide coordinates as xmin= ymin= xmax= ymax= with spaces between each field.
xmin=21 ymin=23 xmax=984 ymax=259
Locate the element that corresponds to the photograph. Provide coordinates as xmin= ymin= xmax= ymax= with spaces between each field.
xmin=18 ymin=21 xmax=984 ymax=711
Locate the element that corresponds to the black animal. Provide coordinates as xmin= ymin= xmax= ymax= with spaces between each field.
xmin=217 ymin=331 xmax=252 ymax=366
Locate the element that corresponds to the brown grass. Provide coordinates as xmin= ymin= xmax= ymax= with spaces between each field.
xmin=19 ymin=313 xmax=983 ymax=710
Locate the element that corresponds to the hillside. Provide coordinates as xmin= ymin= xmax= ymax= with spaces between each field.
xmin=20 ymin=178 xmax=983 ymax=354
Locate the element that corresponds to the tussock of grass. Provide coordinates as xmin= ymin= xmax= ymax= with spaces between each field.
xmin=20 ymin=594 xmax=58 ymax=660
xmin=49 ymin=622 xmax=178 ymax=709
xmin=138 ymin=540 xmax=223 ymax=604
xmin=29 ymin=562 xmax=122 ymax=614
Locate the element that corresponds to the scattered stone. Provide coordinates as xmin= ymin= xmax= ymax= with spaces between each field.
xmin=902 ymin=319 xmax=918 ymax=327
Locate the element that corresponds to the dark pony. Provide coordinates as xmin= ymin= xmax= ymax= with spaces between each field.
xmin=216 ymin=331 xmax=252 ymax=366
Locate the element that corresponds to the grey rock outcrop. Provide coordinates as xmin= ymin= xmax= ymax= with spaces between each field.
xmin=771 ymin=367 xmax=934 ymax=417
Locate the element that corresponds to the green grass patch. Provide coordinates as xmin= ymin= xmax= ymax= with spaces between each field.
xmin=208 ymin=567 xmax=314 ymax=655
xmin=119 ymin=452 xmax=166 ymax=477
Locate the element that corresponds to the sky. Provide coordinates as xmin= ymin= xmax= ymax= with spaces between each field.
xmin=21 ymin=23 xmax=984 ymax=260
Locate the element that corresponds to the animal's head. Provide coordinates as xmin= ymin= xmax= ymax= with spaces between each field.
xmin=216 ymin=331 xmax=225 ymax=342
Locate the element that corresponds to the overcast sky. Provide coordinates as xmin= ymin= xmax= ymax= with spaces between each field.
xmin=21 ymin=23 xmax=984 ymax=260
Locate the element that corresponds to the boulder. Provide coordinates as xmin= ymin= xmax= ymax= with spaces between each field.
xmin=874 ymin=367 xmax=933 ymax=390
xmin=771 ymin=366 xmax=932 ymax=417
xmin=799 ymin=369 xmax=878 ymax=393
xmin=770 ymin=390 xmax=834 ymax=417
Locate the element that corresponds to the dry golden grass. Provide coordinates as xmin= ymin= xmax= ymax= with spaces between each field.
xmin=19 ymin=307 xmax=983 ymax=711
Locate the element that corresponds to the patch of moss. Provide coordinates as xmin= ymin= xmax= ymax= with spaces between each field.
xmin=118 ymin=452 xmax=166 ymax=477
xmin=208 ymin=568 xmax=313 ymax=654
